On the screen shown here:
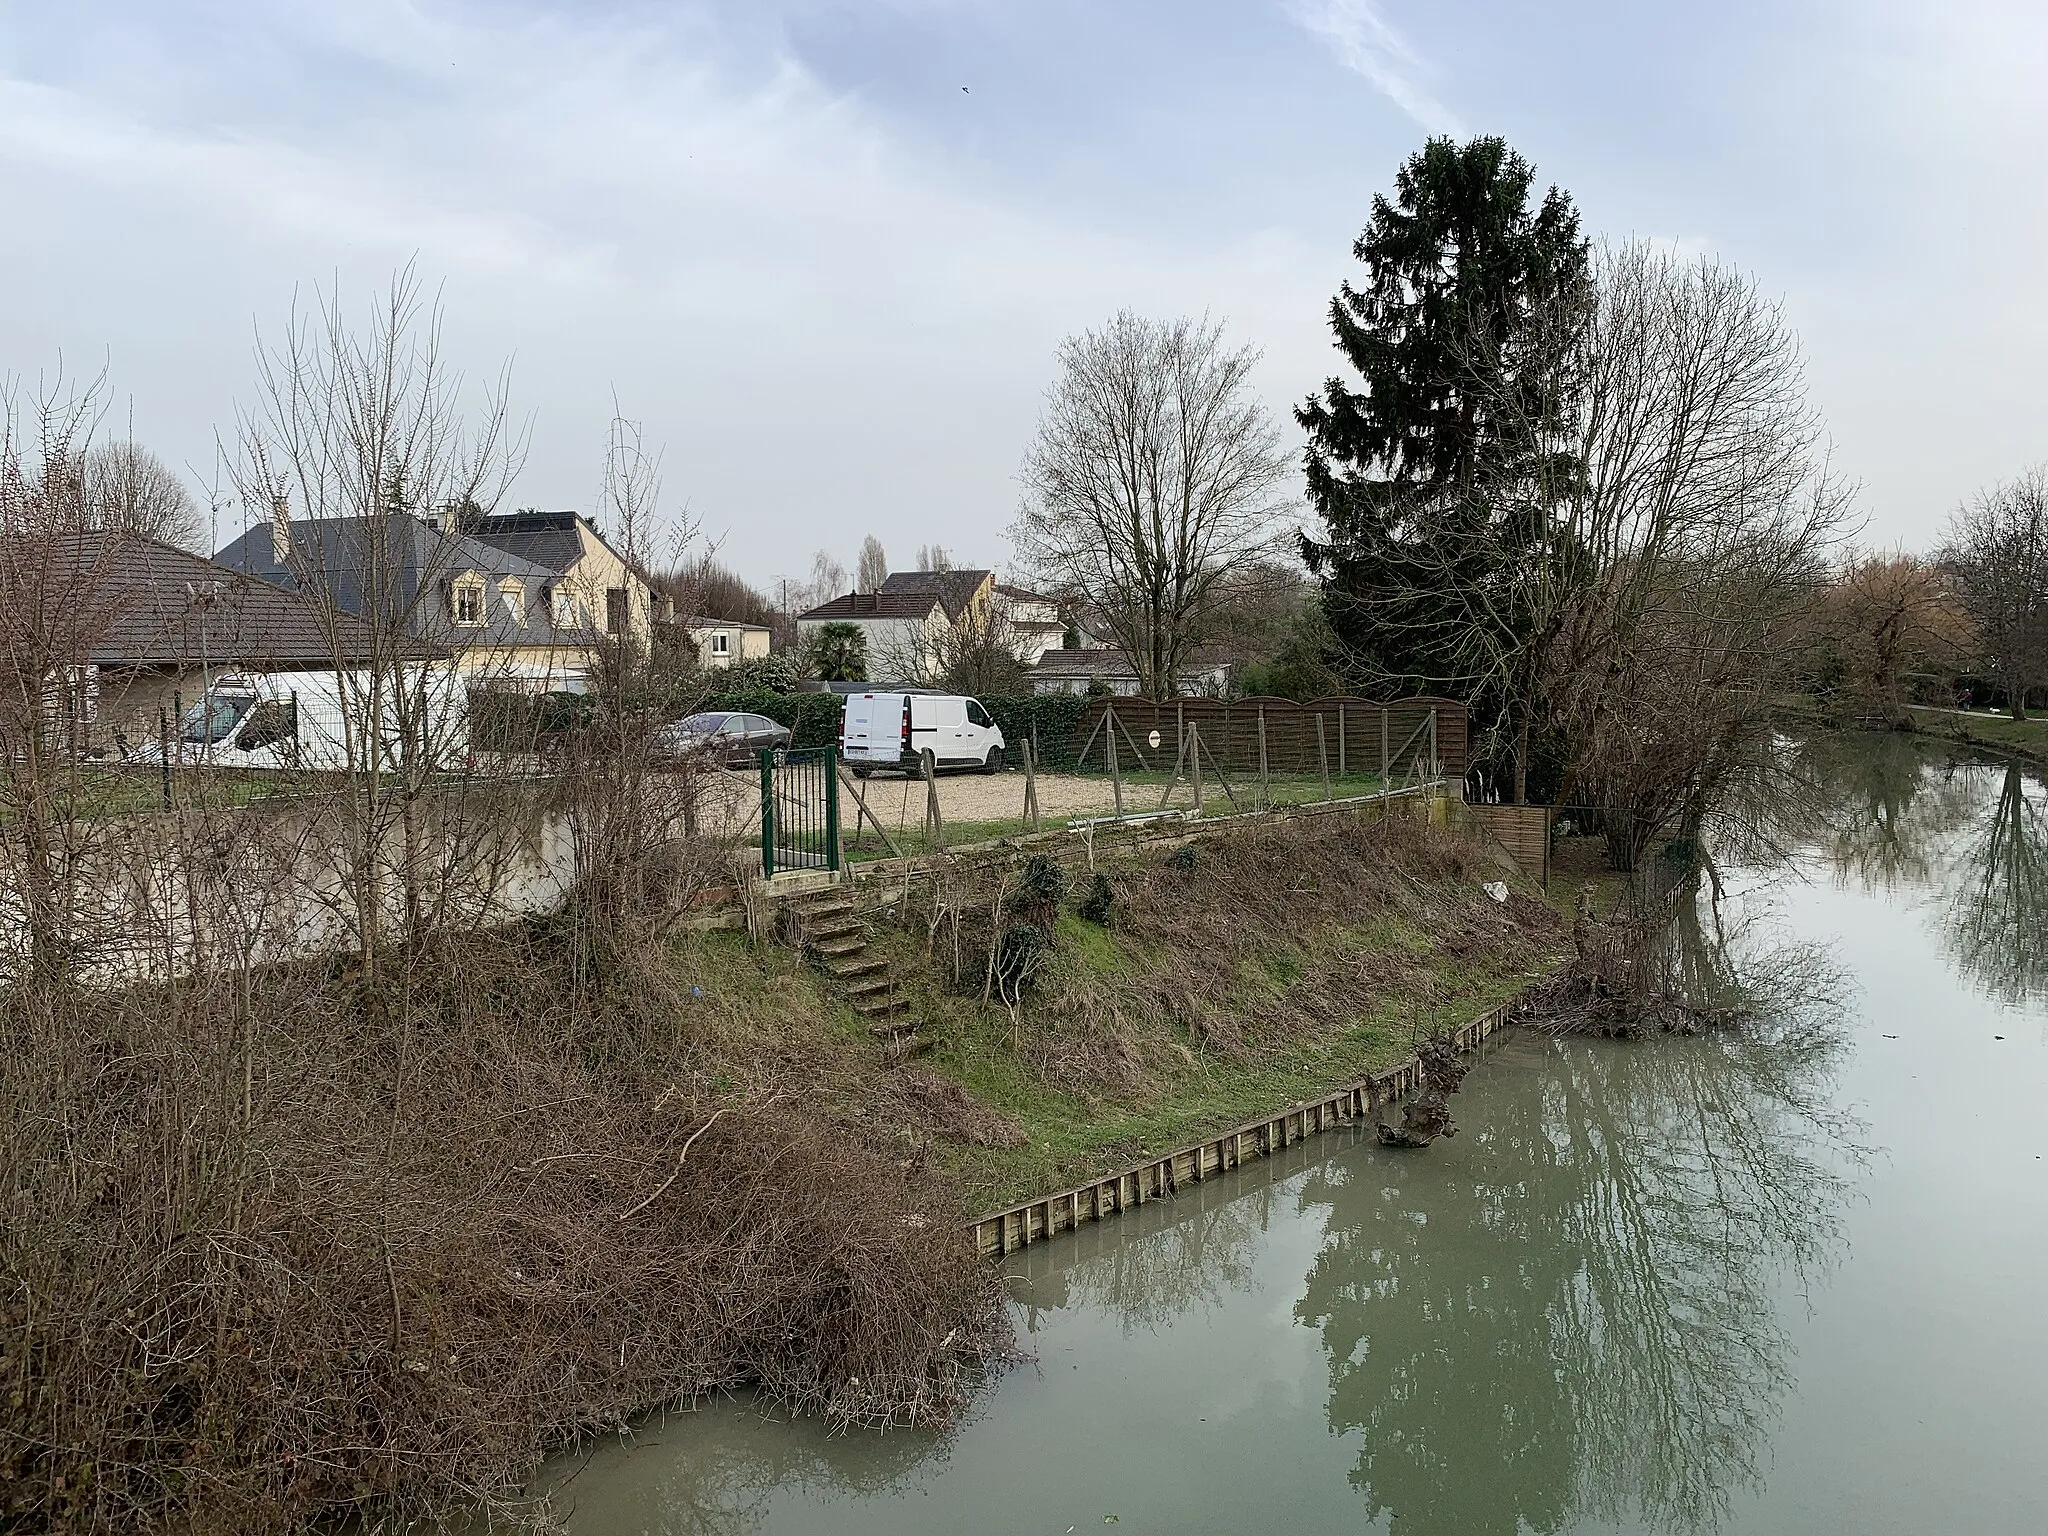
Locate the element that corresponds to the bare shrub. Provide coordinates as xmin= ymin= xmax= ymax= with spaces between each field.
xmin=0 ymin=930 xmax=1012 ymax=1533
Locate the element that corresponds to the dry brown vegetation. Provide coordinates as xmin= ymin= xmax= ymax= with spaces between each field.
xmin=905 ymin=813 xmax=1562 ymax=1102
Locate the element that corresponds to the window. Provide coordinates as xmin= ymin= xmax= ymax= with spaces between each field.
xmin=965 ymin=699 xmax=993 ymax=728
xmin=499 ymin=577 xmax=525 ymax=626
xmin=605 ymin=586 xmax=630 ymax=635
xmin=552 ymin=585 xmax=576 ymax=627
xmin=710 ymin=631 xmax=730 ymax=656
xmin=451 ymin=575 xmax=486 ymax=627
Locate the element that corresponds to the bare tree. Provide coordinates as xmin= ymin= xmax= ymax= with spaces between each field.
xmin=1819 ymin=553 xmax=1973 ymax=724
xmin=856 ymin=534 xmax=888 ymax=592
xmin=1449 ymin=243 xmax=1850 ymax=854
xmin=915 ymin=544 xmax=953 ymax=573
xmin=229 ymin=268 xmax=522 ymax=977
xmin=1940 ymin=467 xmax=2048 ymax=719
xmin=1014 ymin=311 xmax=1293 ymax=699
xmin=83 ymin=440 xmax=203 ymax=549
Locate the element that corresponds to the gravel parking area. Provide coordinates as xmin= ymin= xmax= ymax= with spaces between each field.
xmin=839 ymin=769 xmax=1125 ymax=833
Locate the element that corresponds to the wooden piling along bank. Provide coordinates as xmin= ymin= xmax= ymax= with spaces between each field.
xmin=969 ymin=995 xmax=1519 ymax=1259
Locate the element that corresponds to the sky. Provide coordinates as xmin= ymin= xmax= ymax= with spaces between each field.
xmin=2 ymin=0 xmax=2044 ymax=592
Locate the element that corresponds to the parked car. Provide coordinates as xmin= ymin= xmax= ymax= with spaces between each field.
xmin=655 ymin=711 xmax=793 ymax=767
xmin=839 ymin=691 xmax=1005 ymax=776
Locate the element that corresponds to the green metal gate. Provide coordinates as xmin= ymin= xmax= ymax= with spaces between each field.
xmin=760 ymin=746 xmax=840 ymax=878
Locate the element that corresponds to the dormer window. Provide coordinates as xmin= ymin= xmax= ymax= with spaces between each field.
xmin=451 ymin=573 xmax=486 ymax=627
xmin=499 ymin=577 xmax=525 ymax=626
xmin=552 ymin=584 xmax=576 ymax=627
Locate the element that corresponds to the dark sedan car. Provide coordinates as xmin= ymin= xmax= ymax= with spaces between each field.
xmin=654 ymin=711 xmax=792 ymax=768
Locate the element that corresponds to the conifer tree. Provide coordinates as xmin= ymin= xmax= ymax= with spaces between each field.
xmin=1298 ymin=136 xmax=1590 ymax=702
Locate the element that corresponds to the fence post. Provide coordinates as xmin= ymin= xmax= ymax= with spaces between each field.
xmin=1191 ymin=720 xmax=1204 ymax=814
xmin=1338 ymin=702 xmax=1347 ymax=778
xmin=923 ymin=750 xmax=946 ymax=852
xmin=1107 ymin=703 xmax=1124 ymax=818
xmin=1380 ymin=707 xmax=1390 ymax=814
xmin=158 ymin=707 xmax=172 ymax=811
xmin=1316 ymin=713 xmax=1331 ymax=804
xmin=1023 ymin=737 xmax=1041 ymax=833
xmin=759 ymin=748 xmax=776 ymax=878
xmin=1256 ymin=704 xmax=1270 ymax=810
xmin=824 ymin=750 xmax=841 ymax=871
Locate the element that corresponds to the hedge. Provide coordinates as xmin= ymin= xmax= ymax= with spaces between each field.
xmin=696 ymin=690 xmax=1096 ymax=767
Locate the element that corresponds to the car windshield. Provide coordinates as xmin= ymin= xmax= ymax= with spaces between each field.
xmin=180 ymin=693 xmax=253 ymax=744
xmin=673 ymin=713 xmax=730 ymax=736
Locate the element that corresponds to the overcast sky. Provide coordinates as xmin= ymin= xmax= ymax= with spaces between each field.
xmin=3 ymin=0 xmax=2043 ymax=589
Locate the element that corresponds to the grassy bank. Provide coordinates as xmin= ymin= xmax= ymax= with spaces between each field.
xmin=1903 ymin=704 xmax=2048 ymax=762
xmin=848 ymin=808 xmax=1566 ymax=1209
xmin=3 ymin=801 xmax=1559 ymax=1534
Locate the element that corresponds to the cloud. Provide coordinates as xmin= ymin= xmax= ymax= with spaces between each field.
xmin=1286 ymin=0 xmax=1460 ymax=135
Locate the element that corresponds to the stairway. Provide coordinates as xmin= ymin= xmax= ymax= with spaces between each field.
xmin=781 ymin=890 xmax=928 ymax=1063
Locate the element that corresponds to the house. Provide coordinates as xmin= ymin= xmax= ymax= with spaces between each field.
xmin=1028 ymin=646 xmax=1231 ymax=698
xmin=464 ymin=509 xmax=658 ymax=647
xmin=994 ymin=581 xmax=1066 ymax=663
xmin=794 ymin=589 xmax=949 ymax=679
xmin=215 ymin=509 xmax=602 ymax=679
xmin=16 ymin=530 xmax=393 ymax=752
xmin=676 ymin=616 xmax=772 ymax=669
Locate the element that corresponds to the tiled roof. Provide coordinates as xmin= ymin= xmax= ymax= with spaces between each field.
xmin=24 ymin=531 xmax=395 ymax=667
xmin=798 ymin=590 xmax=945 ymax=622
xmin=1030 ymin=647 xmax=1137 ymax=678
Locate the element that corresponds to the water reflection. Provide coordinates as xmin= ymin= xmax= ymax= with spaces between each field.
xmin=1295 ymin=1028 xmax=1857 ymax=1536
xmin=1801 ymin=735 xmax=2048 ymax=1007
xmin=1941 ymin=762 xmax=2048 ymax=1004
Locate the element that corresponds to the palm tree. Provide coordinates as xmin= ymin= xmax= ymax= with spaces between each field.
xmin=811 ymin=621 xmax=868 ymax=683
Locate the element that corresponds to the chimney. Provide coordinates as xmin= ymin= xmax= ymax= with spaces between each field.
xmin=269 ymin=494 xmax=291 ymax=565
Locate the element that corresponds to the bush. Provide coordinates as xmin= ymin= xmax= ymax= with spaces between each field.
xmin=1076 ymin=872 xmax=1115 ymax=926
xmin=979 ymin=694 xmax=1092 ymax=769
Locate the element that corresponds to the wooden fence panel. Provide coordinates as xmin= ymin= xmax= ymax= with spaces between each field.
xmin=1076 ymin=696 xmax=1467 ymax=781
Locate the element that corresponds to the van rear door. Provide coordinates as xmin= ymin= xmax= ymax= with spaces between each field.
xmin=841 ymin=693 xmax=902 ymax=765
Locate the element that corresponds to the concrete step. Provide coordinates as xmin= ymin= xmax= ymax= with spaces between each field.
xmin=852 ymin=994 xmax=908 ymax=1018
xmin=806 ymin=919 xmax=864 ymax=944
xmin=846 ymin=973 xmax=897 ymax=999
xmin=825 ymin=955 xmax=888 ymax=981
xmin=813 ymin=935 xmax=867 ymax=958
xmin=881 ymin=1033 xmax=930 ymax=1065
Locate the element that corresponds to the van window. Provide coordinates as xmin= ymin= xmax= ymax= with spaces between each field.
xmin=965 ymin=700 xmax=993 ymax=728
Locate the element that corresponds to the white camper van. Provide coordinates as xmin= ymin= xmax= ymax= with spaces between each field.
xmin=839 ymin=692 xmax=1005 ymax=776
xmin=162 ymin=666 xmax=473 ymax=772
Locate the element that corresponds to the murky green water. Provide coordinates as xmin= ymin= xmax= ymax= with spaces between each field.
xmin=549 ymin=736 xmax=2048 ymax=1535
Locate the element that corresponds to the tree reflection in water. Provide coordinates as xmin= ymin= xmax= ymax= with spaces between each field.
xmin=1942 ymin=761 xmax=2048 ymax=1004
xmin=1294 ymin=1018 xmax=1858 ymax=1536
xmin=1799 ymin=731 xmax=1975 ymax=893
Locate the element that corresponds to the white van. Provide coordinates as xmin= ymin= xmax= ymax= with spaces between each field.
xmin=155 ymin=666 xmax=473 ymax=773
xmin=840 ymin=691 xmax=1005 ymax=776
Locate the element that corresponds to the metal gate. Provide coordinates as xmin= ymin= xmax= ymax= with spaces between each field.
xmin=760 ymin=746 xmax=840 ymax=878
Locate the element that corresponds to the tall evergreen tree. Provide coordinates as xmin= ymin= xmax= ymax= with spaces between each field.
xmin=1298 ymin=136 xmax=1590 ymax=708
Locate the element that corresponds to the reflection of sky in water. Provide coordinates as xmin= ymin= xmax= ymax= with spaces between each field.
xmin=546 ymin=735 xmax=2048 ymax=1536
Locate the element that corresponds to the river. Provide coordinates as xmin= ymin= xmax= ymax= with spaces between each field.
xmin=542 ymin=734 xmax=2048 ymax=1535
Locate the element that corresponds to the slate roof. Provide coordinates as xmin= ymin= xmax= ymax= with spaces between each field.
xmin=797 ymin=590 xmax=946 ymax=622
xmin=23 ymin=531 xmax=393 ymax=667
xmin=465 ymin=509 xmax=591 ymax=575
xmin=878 ymin=568 xmax=993 ymax=622
xmin=215 ymin=513 xmax=595 ymax=647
